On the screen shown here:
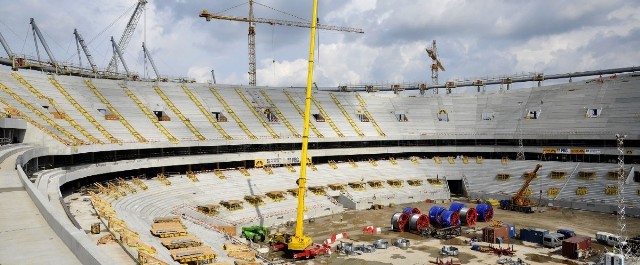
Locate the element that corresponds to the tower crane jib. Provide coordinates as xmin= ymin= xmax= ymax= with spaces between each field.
xmin=199 ymin=2 xmax=363 ymax=87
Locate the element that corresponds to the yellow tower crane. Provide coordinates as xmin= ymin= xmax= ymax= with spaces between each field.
xmin=199 ymin=0 xmax=363 ymax=86
xmin=426 ymin=40 xmax=446 ymax=93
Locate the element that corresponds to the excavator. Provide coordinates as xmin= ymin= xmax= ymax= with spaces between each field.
xmin=499 ymin=164 xmax=542 ymax=213
xmin=269 ymin=0 xmax=330 ymax=259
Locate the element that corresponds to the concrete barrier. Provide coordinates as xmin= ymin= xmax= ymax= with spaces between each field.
xmin=16 ymin=165 xmax=114 ymax=265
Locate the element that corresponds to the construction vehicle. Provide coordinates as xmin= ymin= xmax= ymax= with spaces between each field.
xmin=268 ymin=1 xmax=329 ymax=259
xmin=499 ymin=164 xmax=542 ymax=213
xmin=241 ymin=226 xmax=269 ymax=242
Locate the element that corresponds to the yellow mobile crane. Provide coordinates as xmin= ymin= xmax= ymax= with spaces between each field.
xmin=267 ymin=0 xmax=329 ymax=259
xmin=288 ymin=0 xmax=319 ymax=255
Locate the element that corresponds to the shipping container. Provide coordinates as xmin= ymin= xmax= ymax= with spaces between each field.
xmin=562 ymin=236 xmax=592 ymax=259
xmin=482 ymin=225 xmax=510 ymax=244
xmin=520 ymin=228 xmax=549 ymax=245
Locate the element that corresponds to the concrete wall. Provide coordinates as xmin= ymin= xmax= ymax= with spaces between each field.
xmin=15 ymin=165 xmax=114 ymax=265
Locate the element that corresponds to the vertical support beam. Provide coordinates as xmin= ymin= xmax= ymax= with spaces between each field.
xmin=615 ymin=134 xmax=630 ymax=259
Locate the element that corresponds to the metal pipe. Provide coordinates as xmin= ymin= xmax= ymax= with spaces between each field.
xmin=74 ymin=29 xmax=98 ymax=74
xmin=0 ymin=31 xmax=13 ymax=58
xmin=332 ymin=66 xmax=640 ymax=92
xmin=142 ymin=42 xmax=160 ymax=80
xmin=30 ymin=18 xmax=58 ymax=70
xmin=111 ymin=36 xmax=130 ymax=77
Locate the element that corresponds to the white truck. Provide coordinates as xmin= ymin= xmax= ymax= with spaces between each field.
xmin=543 ymin=233 xmax=564 ymax=248
xmin=596 ymin=232 xmax=621 ymax=247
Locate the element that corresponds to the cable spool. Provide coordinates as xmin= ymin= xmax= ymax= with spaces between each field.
xmin=449 ymin=202 xmax=465 ymax=212
xmin=397 ymin=213 xmax=411 ymax=232
xmin=428 ymin=206 xmax=446 ymax=224
xmin=402 ymin=207 xmax=421 ymax=214
xmin=440 ymin=210 xmax=460 ymax=227
xmin=460 ymin=207 xmax=478 ymax=226
xmin=476 ymin=203 xmax=493 ymax=222
xmin=390 ymin=212 xmax=402 ymax=231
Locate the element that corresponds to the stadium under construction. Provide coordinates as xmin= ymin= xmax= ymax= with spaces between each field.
xmin=0 ymin=2 xmax=639 ymax=265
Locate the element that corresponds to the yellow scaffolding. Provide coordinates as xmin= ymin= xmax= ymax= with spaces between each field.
xmin=154 ymin=85 xmax=205 ymax=141
xmin=84 ymin=79 xmax=147 ymax=143
xmin=210 ymin=87 xmax=257 ymax=139
xmin=260 ymin=90 xmax=300 ymax=137
xmin=180 ymin=85 xmax=232 ymax=140
xmin=355 ymin=93 xmax=385 ymax=136
xmin=0 ymin=96 xmax=72 ymax=145
xmin=283 ymin=90 xmax=323 ymax=138
xmin=123 ymin=87 xmax=178 ymax=143
xmin=329 ymin=93 xmax=363 ymax=137
xmin=311 ymin=97 xmax=344 ymax=137
xmin=48 ymin=77 xmax=118 ymax=143
xmin=235 ymin=88 xmax=279 ymax=139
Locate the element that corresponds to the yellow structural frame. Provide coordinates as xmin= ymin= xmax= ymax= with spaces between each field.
xmin=288 ymin=0 xmax=318 ymax=251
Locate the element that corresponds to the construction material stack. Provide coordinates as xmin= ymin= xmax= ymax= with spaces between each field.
xmin=150 ymin=216 xmax=216 ymax=264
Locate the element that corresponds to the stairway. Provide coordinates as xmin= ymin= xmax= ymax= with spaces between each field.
xmin=123 ymin=86 xmax=178 ymax=144
xmin=0 ymin=81 xmax=85 ymax=145
xmin=84 ymin=79 xmax=147 ymax=143
xmin=180 ymin=85 xmax=232 ymax=140
xmin=209 ymin=87 xmax=257 ymax=140
xmin=311 ymin=97 xmax=344 ymax=137
xmin=355 ymin=94 xmax=386 ymax=137
xmin=49 ymin=77 xmax=118 ymax=143
xmin=235 ymin=88 xmax=279 ymax=139
xmin=11 ymin=73 xmax=100 ymax=144
xmin=154 ymin=85 xmax=205 ymax=141
xmin=260 ymin=90 xmax=300 ymax=138
xmin=0 ymin=92 xmax=72 ymax=145
xmin=330 ymin=93 xmax=363 ymax=137
xmin=282 ymin=91 xmax=323 ymax=138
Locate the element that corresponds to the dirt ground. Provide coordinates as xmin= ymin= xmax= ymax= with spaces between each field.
xmin=264 ymin=199 xmax=640 ymax=265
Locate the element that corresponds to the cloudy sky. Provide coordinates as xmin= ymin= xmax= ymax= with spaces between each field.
xmin=0 ymin=0 xmax=639 ymax=87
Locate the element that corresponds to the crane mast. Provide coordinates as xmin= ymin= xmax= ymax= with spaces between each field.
xmin=107 ymin=0 xmax=147 ymax=73
xmin=199 ymin=2 xmax=363 ymax=86
xmin=248 ymin=0 xmax=256 ymax=86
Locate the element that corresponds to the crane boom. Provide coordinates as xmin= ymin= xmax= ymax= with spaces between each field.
xmin=0 ymin=32 xmax=14 ymax=58
xmin=107 ymin=0 xmax=147 ymax=73
xmin=199 ymin=2 xmax=363 ymax=86
xmin=287 ymin=0 xmax=319 ymax=252
xmin=512 ymin=164 xmax=542 ymax=206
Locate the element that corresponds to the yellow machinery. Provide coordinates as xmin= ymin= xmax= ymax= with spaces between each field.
xmin=286 ymin=0 xmax=320 ymax=253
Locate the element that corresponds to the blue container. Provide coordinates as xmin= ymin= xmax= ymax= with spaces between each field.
xmin=506 ymin=224 xmax=516 ymax=238
xmin=403 ymin=207 xmax=415 ymax=214
xmin=520 ymin=228 xmax=549 ymax=244
xmin=440 ymin=210 xmax=458 ymax=227
xmin=429 ymin=206 xmax=446 ymax=224
xmin=556 ymin=229 xmax=576 ymax=239
xmin=476 ymin=203 xmax=493 ymax=221
xmin=449 ymin=202 xmax=465 ymax=212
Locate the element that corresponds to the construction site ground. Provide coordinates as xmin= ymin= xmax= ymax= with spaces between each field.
xmin=264 ymin=200 xmax=640 ymax=265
